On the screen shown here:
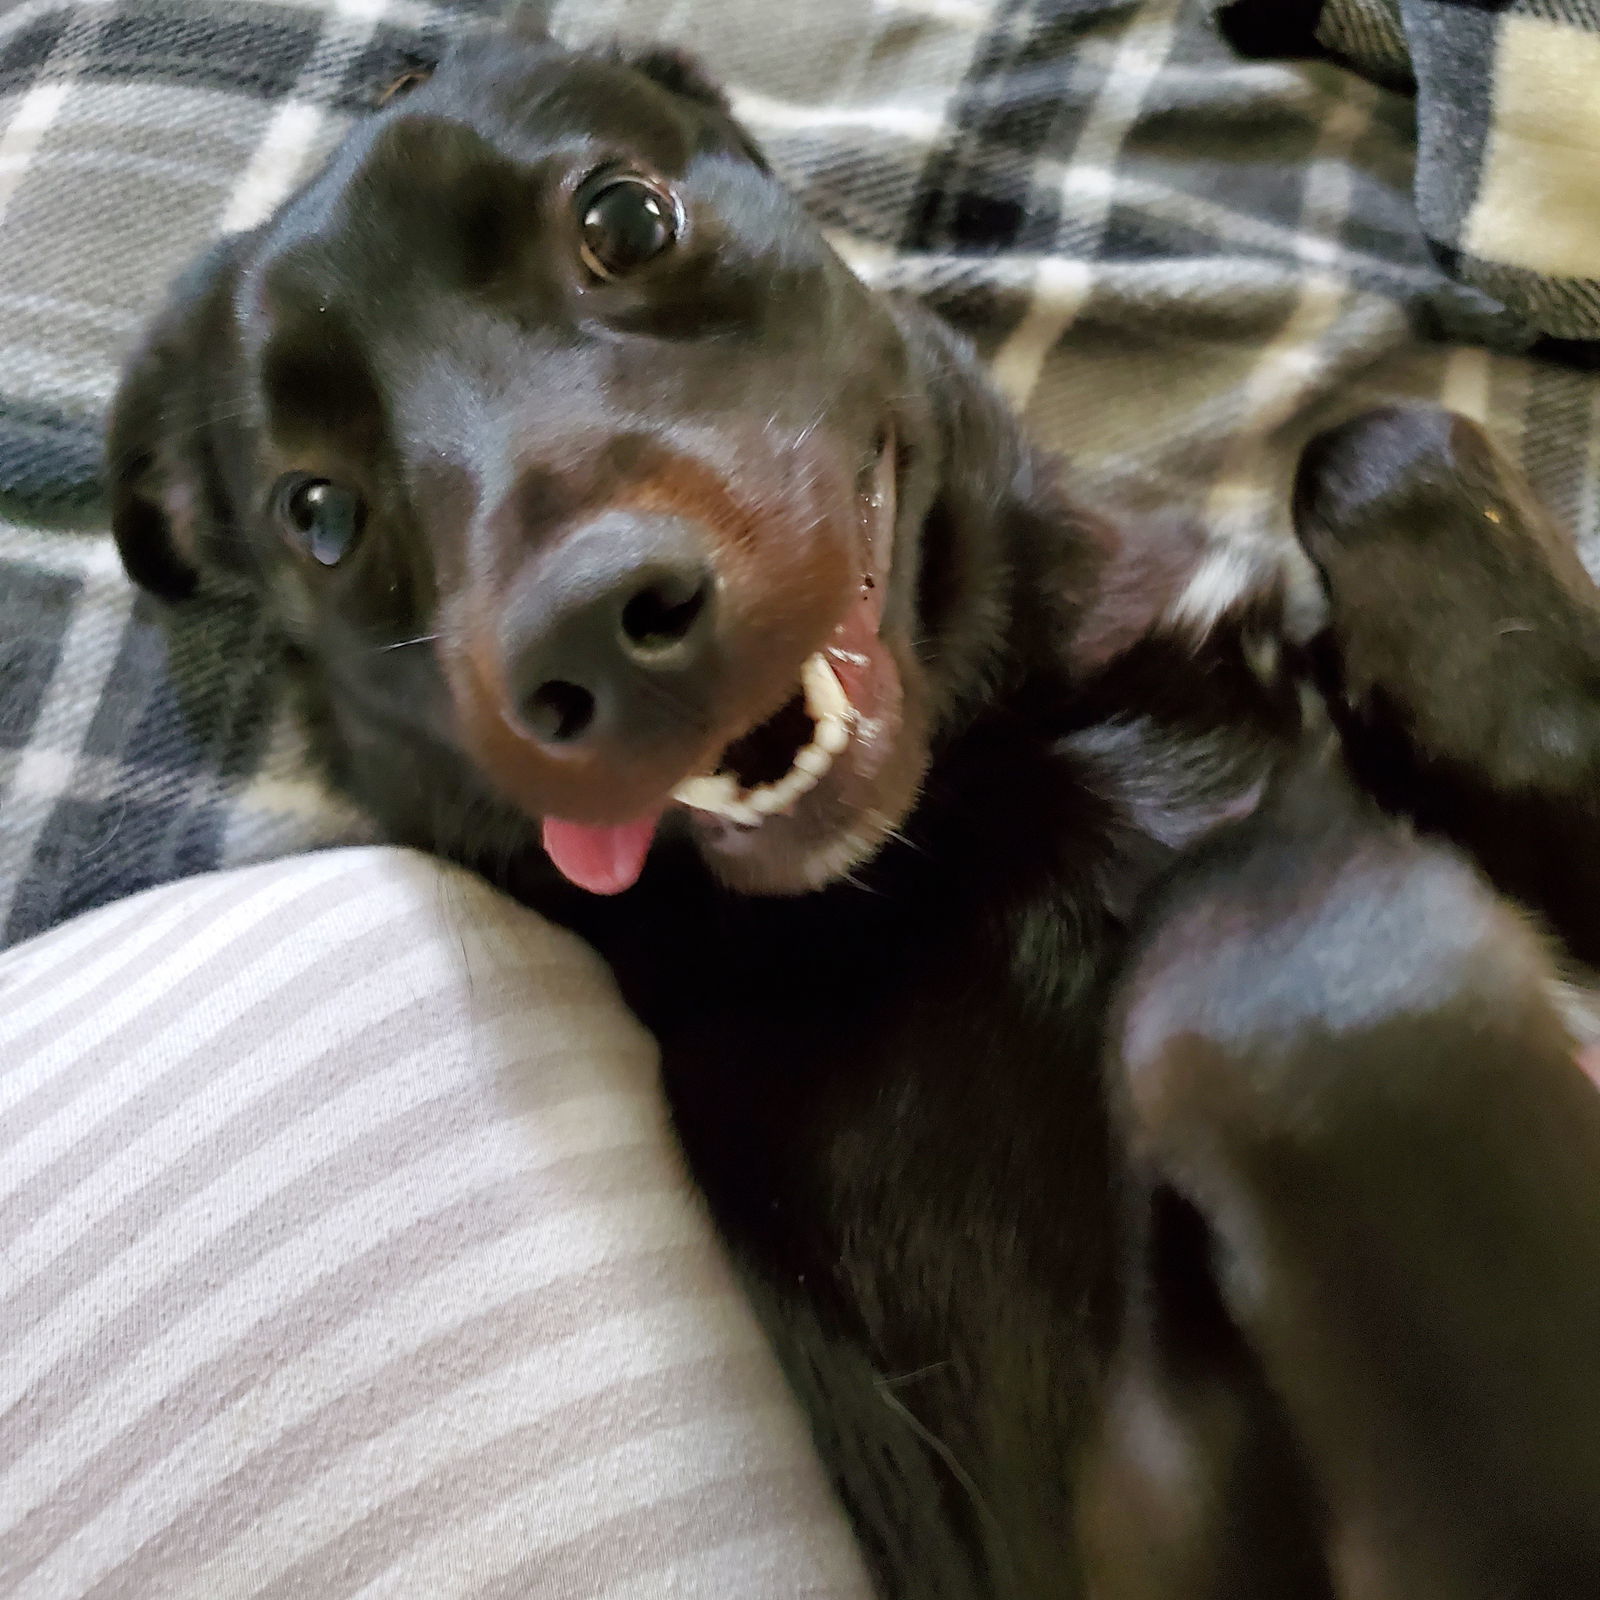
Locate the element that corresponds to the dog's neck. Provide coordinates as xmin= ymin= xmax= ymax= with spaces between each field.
xmin=899 ymin=359 xmax=1296 ymax=929
xmin=888 ymin=303 xmax=1100 ymax=745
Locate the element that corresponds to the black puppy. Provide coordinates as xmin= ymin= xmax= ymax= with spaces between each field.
xmin=106 ymin=21 xmax=1600 ymax=1597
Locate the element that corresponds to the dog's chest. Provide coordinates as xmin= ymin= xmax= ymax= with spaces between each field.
xmin=574 ymin=830 xmax=1120 ymax=1569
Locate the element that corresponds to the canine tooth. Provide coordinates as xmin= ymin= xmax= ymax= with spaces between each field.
xmin=793 ymin=743 xmax=833 ymax=778
xmin=815 ymin=714 xmax=851 ymax=757
xmin=801 ymin=651 xmax=851 ymax=723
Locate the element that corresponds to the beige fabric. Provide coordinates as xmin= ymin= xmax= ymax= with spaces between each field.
xmin=1466 ymin=17 xmax=1600 ymax=283
xmin=0 ymin=846 xmax=870 ymax=1599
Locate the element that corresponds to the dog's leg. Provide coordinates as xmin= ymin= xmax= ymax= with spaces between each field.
xmin=1078 ymin=1171 xmax=1336 ymax=1599
xmin=1294 ymin=405 xmax=1600 ymax=965
xmin=1089 ymin=760 xmax=1600 ymax=1598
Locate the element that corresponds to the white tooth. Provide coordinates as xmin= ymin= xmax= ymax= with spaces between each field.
xmin=749 ymin=770 xmax=809 ymax=815
xmin=770 ymin=765 xmax=823 ymax=808
xmin=676 ymin=775 xmax=761 ymax=824
xmin=672 ymin=773 xmax=740 ymax=812
xmin=777 ymin=764 xmax=825 ymax=806
xmin=793 ymin=743 xmax=833 ymax=777
xmin=673 ymin=770 xmax=776 ymax=827
xmin=815 ymin=713 xmax=851 ymax=756
xmin=788 ymin=767 xmax=823 ymax=800
xmin=676 ymin=654 xmax=856 ymax=827
xmin=801 ymin=651 xmax=851 ymax=723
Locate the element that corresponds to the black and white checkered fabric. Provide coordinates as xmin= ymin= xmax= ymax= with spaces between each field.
xmin=3 ymin=0 xmax=1599 ymax=948
xmin=1218 ymin=0 xmax=1600 ymax=356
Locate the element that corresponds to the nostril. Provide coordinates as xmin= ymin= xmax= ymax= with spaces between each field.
xmin=522 ymin=679 xmax=595 ymax=744
xmin=620 ymin=573 xmax=710 ymax=659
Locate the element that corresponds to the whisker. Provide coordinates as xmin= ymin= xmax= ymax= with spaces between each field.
xmin=882 ymin=1360 xmax=953 ymax=1389
xmin=873 ymin=1376 xmax=1011 ymax=1580
xmin=103 ymin=398 xmax=265 ymax=472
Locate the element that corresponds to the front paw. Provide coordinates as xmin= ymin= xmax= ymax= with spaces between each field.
xmin=1293 ymin=405 xmax=1600 ymax=791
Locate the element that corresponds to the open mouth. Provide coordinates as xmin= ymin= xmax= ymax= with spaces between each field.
xmin=534 ymin=425 xmax=903 ymax=898
xmin=669 ymin=425 xmax=898 ymax=833
xmin=671 ymin=651 xmax=853 ymax=825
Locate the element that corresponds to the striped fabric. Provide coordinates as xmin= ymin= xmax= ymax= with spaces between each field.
xmin=0 ymin=847 xmax=871 ymax=1599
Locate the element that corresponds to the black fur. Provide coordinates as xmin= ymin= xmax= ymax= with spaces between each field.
xmin=107 ymin=27 xmax=1600 ymax=1597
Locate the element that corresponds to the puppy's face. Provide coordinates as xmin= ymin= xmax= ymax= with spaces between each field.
xmin=109 ymin=29 xmax=983 ymax=896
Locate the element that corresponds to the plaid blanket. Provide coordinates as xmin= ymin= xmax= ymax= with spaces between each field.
xmin=3 ymin=0 xmax=1599 ymax=949
xmin=1217 ymin=0 xmax=1600 ymax=358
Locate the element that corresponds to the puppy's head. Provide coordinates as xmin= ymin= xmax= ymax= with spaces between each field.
xmin=108 ymin=26 xmax=1014 ymax=895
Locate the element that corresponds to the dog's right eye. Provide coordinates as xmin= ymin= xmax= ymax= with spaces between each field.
xmin=275 ymin=476 xmax=366 ymax=567
xmin=575 ymin=172 xmax=681 ymax=281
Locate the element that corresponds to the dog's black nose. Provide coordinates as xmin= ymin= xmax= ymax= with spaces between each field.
xmin=505 ymin=510 xmax=717 ymax=749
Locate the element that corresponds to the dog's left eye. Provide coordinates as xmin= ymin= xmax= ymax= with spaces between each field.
xmin=275 ymin=476 xmax=366 ymax=567
xmin=575 ymin=173 xmax=680 ymax=281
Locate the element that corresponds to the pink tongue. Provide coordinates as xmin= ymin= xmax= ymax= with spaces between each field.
xmin=541 ymin=814 xmax=660 ymax=895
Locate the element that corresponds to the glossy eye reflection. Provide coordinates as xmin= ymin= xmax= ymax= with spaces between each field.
xmin=577 ymin=174 xmax=680 ymax=280
xmin=276 ymin=476 xmax=365 ymax=566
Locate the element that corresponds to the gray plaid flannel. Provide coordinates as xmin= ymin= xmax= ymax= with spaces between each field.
xmin=3 ymin=0 xmax=1599 ymax=947
xmin=1218 ymin=0 xmax=1600 ymax=353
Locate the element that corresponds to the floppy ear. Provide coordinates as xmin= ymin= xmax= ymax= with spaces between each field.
xmin=624 ymin=46 xmax=731 ymax=112
xmin=618 ymin=45 xmax=771 ymax=172
xmin=105 ymin=234 xmax=247 ymax=600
